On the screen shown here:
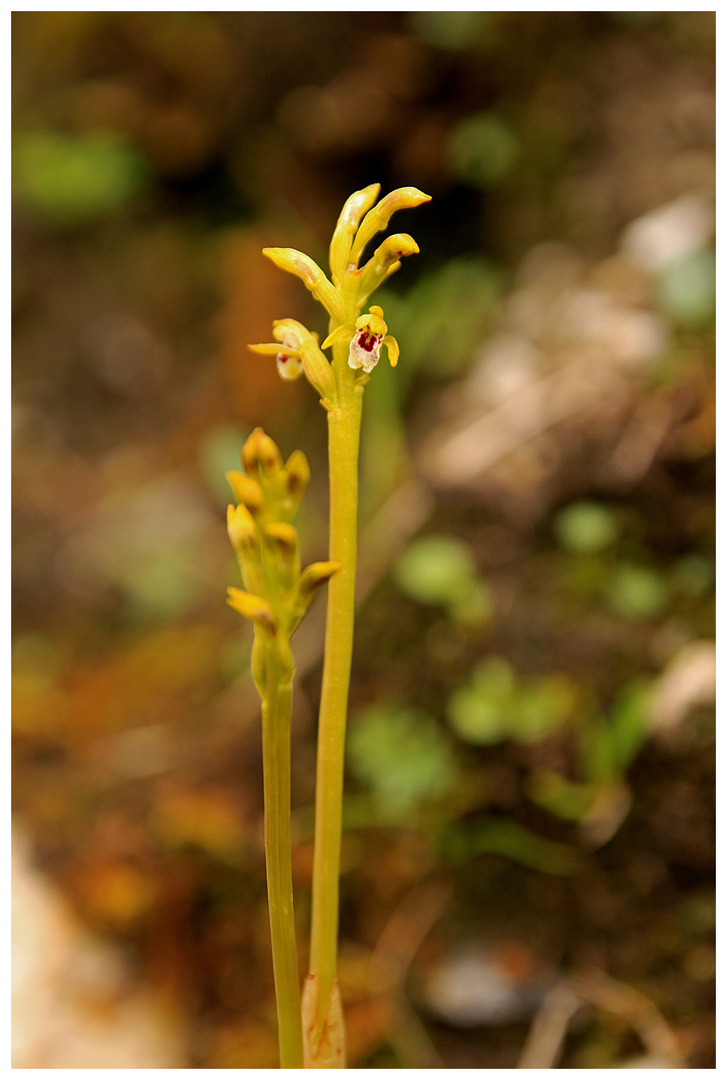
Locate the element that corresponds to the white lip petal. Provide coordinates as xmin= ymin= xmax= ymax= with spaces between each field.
xmin=276 ymin=353 xmax=303 ymax=380
xmin=348 ymin=331 xmax=382 ymax=373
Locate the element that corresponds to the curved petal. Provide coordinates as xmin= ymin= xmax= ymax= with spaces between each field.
xmin=329 ymin=183 xmax=380 ymax=282
xmin=383 ymin=335 xmax=400 ymax=368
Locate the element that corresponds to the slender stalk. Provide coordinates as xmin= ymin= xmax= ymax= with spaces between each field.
xmin=308 ymin=351 xmax=364 ymax=1026
xmin=262 ymin=668 xmax=305 ymax=1069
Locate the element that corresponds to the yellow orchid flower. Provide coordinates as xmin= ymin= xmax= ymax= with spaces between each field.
xmin=249 ymin=318 xmax=335 ymax=400
xmin=322 ymin=305 xmax=400 ymax=373
xmin=252 ymin=185 xmax=429 ymax=400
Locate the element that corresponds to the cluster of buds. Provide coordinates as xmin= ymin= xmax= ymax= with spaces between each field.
xmin=250 ymin=184 xmax=430 ymax=397
xmin=226 ymin=428 xmax=340 ymax=689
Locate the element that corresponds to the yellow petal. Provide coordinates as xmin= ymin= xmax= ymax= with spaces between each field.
xmin=241 ymin=427 xmax=283 ymax=478
xmin=263 ymin=248 xmax=345 ymax=321
xmin=383 ymin=335 xmax=400 ymax=368
xmin=227 ymin=502 xmax=257 ymax=552
xmin=226 ymin=587 xmax=277 ymax=632
xmin=297 ymin=561 xmax=342 ymax=601
xmin=248 ymin=342 xmax=296 ymax=356
xmin=226 ymin=471 xmax=265 ymax=514
xmin=355 ymin=307 xmax=388 ymax=338
xmin=263 ymin=522 xmax=299 ymax=557
xmin=283 ymin=449 xmax=310 ymax=502
xmin=329 ymin=183 xmax=381 ymax=282
xmin=272 ymin=317 xmax=311 ymax=350
xmin=321 ymin=324 xmax=355 ymax=350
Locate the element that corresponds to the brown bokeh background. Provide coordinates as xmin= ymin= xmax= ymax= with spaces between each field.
xmin=12 ymin=11 xmax=714 ymax=1068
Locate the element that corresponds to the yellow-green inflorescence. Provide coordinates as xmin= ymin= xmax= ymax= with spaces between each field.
xmin=249 ymin=183 xmax=430 ymax=404
xmin=226 ymin=427 xmax=340 ymax=690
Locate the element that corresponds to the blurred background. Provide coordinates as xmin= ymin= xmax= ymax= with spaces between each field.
xmin=12 ymin=11 xmax=714 ymax=1068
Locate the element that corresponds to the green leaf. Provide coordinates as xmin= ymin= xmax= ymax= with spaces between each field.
xmin=14 ymin=131 xmax=147 ymax=226
xmin=347 ymin=705 xmax=458 ymax=820
xmin=447 ymin=657 xmax=516 ymax=745
xmin=446 ymin=818 xmax=580 ymax=875
xmin=514 ymin=676 xmax=576 ymax=744
xmin=448 ymin=113 xmax=521 ymax=189
xmin=606 ymin=563 xmax=670 ymax=620
xmin=554 ymin=501 xmax=619 ymax=554
xmin=580 ymin=679 xmax=651 ymax=784
xmin=671 ymin=554 xmax=714 ymax=599
xmin=607 ymin=678 xmax=651 ymax=775
xmin=377 ymin=257 xmax=501 ymax=379
xmin=394 ymin=535 xmax=478 ymax=607
xmin=527 ymin=770 xmax=597 ymax=822
xmin=656 ymin=249 xmax=715 ymax=326
xmin=408 ymin=11 xmax=498 ymax=51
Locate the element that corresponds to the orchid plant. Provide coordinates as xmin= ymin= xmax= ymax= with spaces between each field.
xmin=227 ymin=184 xmax=430 ymax=1067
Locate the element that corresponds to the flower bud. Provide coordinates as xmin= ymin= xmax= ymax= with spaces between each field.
xmin=242 ymin=427 xmax=283 ymax=479
xmin=264 ymin=522 xmax=299 ymax=559
xmin=226 ymin=471 xmax=265 ymax=515
xmin=296 ymin=561 xmax=342 ymax=609
xmin=226 ymin=587 xmax=278 ymax=633
xmin=227 ymin=502 xmax=257 ymax=554
xmin=283 ymin=449 xmax=310 ymax=502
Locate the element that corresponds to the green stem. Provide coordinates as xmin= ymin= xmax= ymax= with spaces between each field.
xmin=262 ymin=666 xmax=305 ymax=1069
xmin=309 ymin=355 xmax=364 ymax=1026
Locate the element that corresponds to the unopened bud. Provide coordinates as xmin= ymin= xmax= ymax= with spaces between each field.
xmin=298 ymin=561 xmax=342 ymax=604
xmin=227 ymin=503 xmax=257 ymax=554
xmin=242 ymin=427 xmax=283 ymax=479
xmin=263 ymin=522 xmax=299 ymax=558
xmin=226 ymin=471 xmax=265 ymax=515
xmin=283 ymin=450 xmax=311 ymax=501
xmin=226 ymin=587 xmax=278 ymax=633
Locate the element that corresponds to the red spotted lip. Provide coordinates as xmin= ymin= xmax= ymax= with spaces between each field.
xmin=356 ymin=330 xmax=378 ymax=353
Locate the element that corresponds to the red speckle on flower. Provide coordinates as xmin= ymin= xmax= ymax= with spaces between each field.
xmin=357 ymin=331 xmax=378 ymax=353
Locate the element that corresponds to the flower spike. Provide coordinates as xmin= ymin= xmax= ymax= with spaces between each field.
xmin=256 ymin=184 xmax=429 ymax=402
xmin=226 ymin=430 xmax=336 ymax=643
